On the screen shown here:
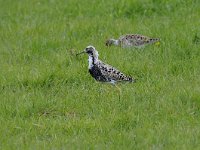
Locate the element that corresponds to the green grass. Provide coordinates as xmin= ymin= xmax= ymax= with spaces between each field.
xmin=0 ymin=0 xmax=200 ymax=149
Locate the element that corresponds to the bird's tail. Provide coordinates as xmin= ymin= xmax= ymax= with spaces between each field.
xmin=149 ymin=38 xmax=160 ymax=46
xmin=126 ymin=76 xmax=136 ymax=83
xmin=146 ymin=38 xmax=160 ymax=44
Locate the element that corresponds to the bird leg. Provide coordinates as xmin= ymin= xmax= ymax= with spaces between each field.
xmin=114 ymin=84 xmax=122 ymax=100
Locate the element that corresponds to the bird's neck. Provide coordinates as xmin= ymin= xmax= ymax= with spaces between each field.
xmin=88 ymin=55 xmax=98 ymax=69
xmin=112 ymin=39 xmax=119 ymax=46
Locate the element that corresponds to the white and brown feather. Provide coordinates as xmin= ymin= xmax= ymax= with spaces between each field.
xmin=95 ymin=60 xmax=132 ymax=82
xmin=106 ymin=34 xmax=160 ymax=48
xmin=79 ymin=46 xmax=134 ymax=83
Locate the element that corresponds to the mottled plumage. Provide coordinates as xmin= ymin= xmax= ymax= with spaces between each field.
xmin=106 ymin=34 xmax=160 ymax=48
xmin=76 ymin=46 xmax=134 ymax=83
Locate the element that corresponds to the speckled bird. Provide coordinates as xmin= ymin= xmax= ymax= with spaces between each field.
xmin=106 ymin=34 xmax=160 ymax=48
xmin=76 ymin=46 xmax=135 ymax=84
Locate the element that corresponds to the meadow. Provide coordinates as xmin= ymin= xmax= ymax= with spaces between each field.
xmin=0 ymin=0 xmax=200 ymax=149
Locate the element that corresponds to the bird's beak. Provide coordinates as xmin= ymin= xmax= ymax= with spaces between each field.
xmin=76 ymin=50 xmax=85 ymax=56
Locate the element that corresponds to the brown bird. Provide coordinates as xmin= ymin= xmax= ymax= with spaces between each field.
xmin=106 ymin=34 xmax=160 ymax=48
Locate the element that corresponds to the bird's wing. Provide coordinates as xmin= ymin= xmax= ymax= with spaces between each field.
xmin=126 ymin=34 xmax=150 ymax=44
xmin=123 ymin=34 xmax=160 ymax=45
xmin=97 ymin=61 xmax=132 ymax=82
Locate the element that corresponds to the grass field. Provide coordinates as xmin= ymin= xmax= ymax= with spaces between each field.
xmin=1 ymin=0 xmax=200 ymax=149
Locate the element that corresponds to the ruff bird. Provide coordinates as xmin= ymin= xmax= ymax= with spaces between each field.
xmin=106 ymin=34 xmax=160 ymax=48
xmin=76 ymin=46 xmax=135 ymax=84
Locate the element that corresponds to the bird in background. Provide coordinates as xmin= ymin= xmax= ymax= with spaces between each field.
xmin=105 ymin=34 xmax=160 ymax=48
xmin=76 ymin=45 xmax=135 ymax=84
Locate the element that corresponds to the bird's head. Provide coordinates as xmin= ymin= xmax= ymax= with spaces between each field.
xmin=105 ymin=39 xmax=119 ymax=47
xmin=105 ymin=39 xmax=114 ymax=46
xmin=76 ymin=45 xmax=99 ymax=58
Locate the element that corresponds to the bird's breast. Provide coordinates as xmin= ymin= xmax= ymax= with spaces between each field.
xmin=88 ymin=56 xmax=94 ymax=69
xmin=88 ymin=65 xmax=107 ymax=82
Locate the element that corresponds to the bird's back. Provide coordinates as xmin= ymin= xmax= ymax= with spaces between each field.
xmin=94 ymin=60 xmax=133 ymax=83
xmin=119 ymin=34 xmax=160 ymax=47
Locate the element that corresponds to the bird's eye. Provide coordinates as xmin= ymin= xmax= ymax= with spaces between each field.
xmin=86 ymin=49 xmax=93 ymax=54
